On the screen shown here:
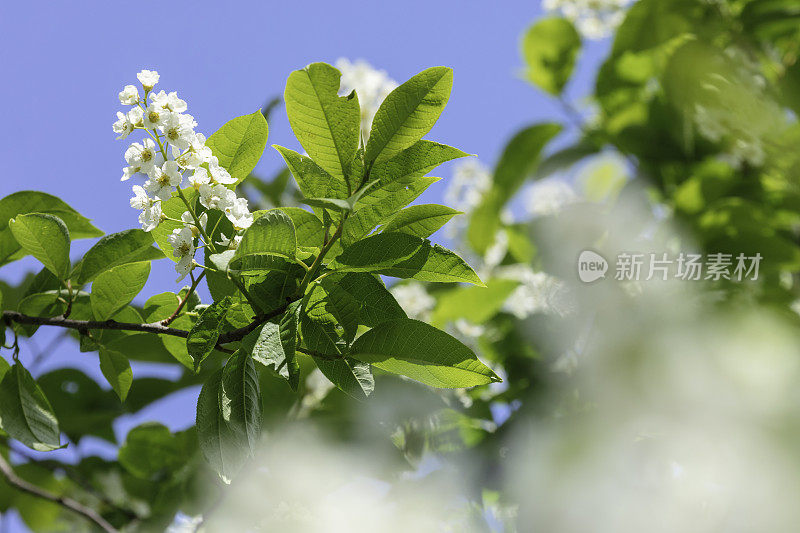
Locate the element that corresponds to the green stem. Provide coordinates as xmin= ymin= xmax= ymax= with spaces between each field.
xmin=298 ymin=219 xmax=343 ymax=295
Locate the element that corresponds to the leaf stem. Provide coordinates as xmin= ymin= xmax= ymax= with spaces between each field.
xmin=162 ymin=270 xmax=206 ymax=326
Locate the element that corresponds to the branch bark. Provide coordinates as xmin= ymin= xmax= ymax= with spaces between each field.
xmin=0 ymin=453 xmax=119 ymax=533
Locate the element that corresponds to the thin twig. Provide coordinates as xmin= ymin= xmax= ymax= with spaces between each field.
xmin=162 ymin=271 xmax=206 ymax=326
xmin=0 ymin=453 xmax=118 ymax=533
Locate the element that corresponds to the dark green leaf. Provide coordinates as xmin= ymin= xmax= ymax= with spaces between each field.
xmin=187 ymin=296 xmax=232 ymax=371
xmin=0 ymin=364 xmax=62 ymax=451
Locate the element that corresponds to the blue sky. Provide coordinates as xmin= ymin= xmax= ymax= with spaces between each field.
xmin=0 ymin=0 xmax=609 ymax=527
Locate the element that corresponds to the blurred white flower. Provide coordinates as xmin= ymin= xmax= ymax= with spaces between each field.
xmin=497 ymin=264 xmax=574 ymax=318
xmin=391 ymin=282 xmax=436 ymax=320
xmin=525 ymin=179 xmax=578 ymax=217
xmin=445 ymin=158 xmax=492 ymax=214
xmin=336 ymin=58 xmax=397 ymax=142
xmin=543 ymin=0 xmax=633 ymax=40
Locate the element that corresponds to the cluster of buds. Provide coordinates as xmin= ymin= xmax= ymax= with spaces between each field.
xmin=114 ymin=70 xmax=253 ymax=281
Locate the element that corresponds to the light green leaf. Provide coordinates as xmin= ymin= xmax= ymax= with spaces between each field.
xmin=0 ymin=357 xmax=9 ymax=381
xmin=76 ymin=229 xmax=164 ymax=284
xmin=0 ymin=364 xmax=62 ymax=451
xmin=242 ymin=302 xmax=300 ymax=390
xmin=273 ymin=145 xmax=349 ymax=200
xmin=206 ymin=110 xmax=269 ymax=186
xmin=0 ymin=191 xmax=102 ymax=267
xmin=233 ymin=209 xmax=297 ymax=264
xmin=351 ymin=319 xmax=500 ymax=388
xmin=341 ymin=176 xmax=439 ymax=247
xmin=187 ymin=296 xmax=232 ymax=371
xmin=284 ymin=62 xmax=360 ymax=185
xmin=381 ymin=204 xmax=461 ymax=238
xmin=275 ymin=208 xmax=324 ymax=247
xmin=521 ymin=17 xmax=581 ymax=95
xmin=9 ymin=214 xmax=71 ymax=279
xmin=197 ymin=352 xmax=261 ymax=482
xmin=331 ymin=233 xmax=483 ymax=285
xmin=301 ymin=196 xmax=352 ymax=213
xmin=365 ymin=67 xmax=453 ymax=164
xmin=370 ymin=140 xmax=468 ymax=184
xmin=98 ymin=349 xmax=133 ymax=401
xmin=431 ymin=279 xmax=519 ymax=327
xmin=335 ymin=272 xmax=407 ymax=327
xmin=90 ymin=261 xmax=151 ymax=320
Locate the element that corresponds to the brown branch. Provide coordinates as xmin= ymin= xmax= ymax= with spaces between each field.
xmin=0 ymin=453 xmax=118 ymax=533
xmin=2 ymin=301 xmax=293 ymax=351
xmin=162 ymin=270 xmax=206 ymax=326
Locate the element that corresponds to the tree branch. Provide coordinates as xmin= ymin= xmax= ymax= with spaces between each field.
xmin=2 ymin=301 xmax=294 ymax=351
xmin=0 ymin=453 xmax=118 ymax=533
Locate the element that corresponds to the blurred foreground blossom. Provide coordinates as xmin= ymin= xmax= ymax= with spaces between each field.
xmin=542 ymin=0 xmax=634 ymax=39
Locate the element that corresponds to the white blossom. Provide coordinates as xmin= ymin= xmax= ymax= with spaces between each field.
xmin=335 ymin=58 xmax=397 ymax=142
xmin=209 ymin=158 xmax=235 ymax=185
xmin=217 ymin=233 xmax=242 ymax=250
xmin=125 ymin=138 xmax=159 ymax=174
xmin=138 ymin=201 xmax=162 ymax=232
xmin=175 ymin=254 xmax=194 ymax=282
xmin=525 ymin=179 xmax=578 ymax=217
xmin=543 ymin=0 xmax=633 ymax=40
xmin=198 ymin=183 xmax=236 ymax=211
xmin=112 ymin=111 xmax=134 ymax=140
xmin=160 ymin=112 xmax=195 ymax=150
xmin=188 ymin=167 xmax=210 ymax=188
xmin=445 ymin=158 xmax=492 ymax=213
xmin=391 ymin=282 xmax=436 ymax=320
xmin=137 ymin=69 xmax=160 ymax=89
xmin=169 ymin=226 xmax=195 ymax=259
xmin=225 ymin=197 xmax=253 ymax=230
xmin=497 ymin=265 xmax=574 ymax=318
xmin=150 ymin=90 xmax=187 ymax=113
xmin=143 ymin=103 xmax=169 ymax=130
xmin=181 ymin=210 xmax=208 ymax=234
xmin=127 ymin=107 xmax=144 ymax=128
xmin=129 ymin=185 xmax=151 ymax=210
xmin=118 ymin=84 xmax=140 ymax=105
xmin=144 ymin=161 xmax=182 ymax=201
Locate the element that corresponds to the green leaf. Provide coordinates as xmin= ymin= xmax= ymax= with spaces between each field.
xmin=284 ymin=62 xmax=360 ymax=185
xmin=118 ymin=423 xmax=193 ymax=480
xmin=273 ymin=145 xmax=349 ymax=202
xmin=341 ymin=176 xmax=439 ymax=247
xmin=365 ymin=67 xmax=453 ymax=164
xmin=233 ymin=209 xmax=297 ymax=264
xmin=331 ymin=233 xmax=483 ymax=285
xmin=206 ymin=110 xmax=269 ymax=186
xmin=313 ymin=356 xmax=374 ymax=401
xmin=90 ymin=261 xmax=151 ymax=320
xmin=335 ymin=272 xmax=407 ymax=327
xmin=0 ymin=364 xmax=62 ymax=451
xmin=305 ymin=279 xmax=361 ymax=343
xmin=370 ymin=140 xmax=469 ymax=184
xmin=521 ymin=17 xmax=581 ymax=95
xmin=381 ymin=204 xmax=461 ymax=238
xmin=468 ymin=123 xmax=562 ymax=253
xmin=0 ymin=358 xmax=10 ymax=383
xmin=242 ymin=302 xmax=300 ymax=390
xmin=187 ymin=296 xmax=232 ymax=371
xmin=351 ymin=319 xmax=500 ymax=388
xmin=9 ymin=214 xmax=71 ymax=279
xmin=76 ymin=229 xmax=164 ymax=284
xmin=275 ymin=208 xmax=324 ymax=248
xmin=197 ymin=352 xmax=261 ymax=482
xmin=301 ymin=196 xmax=352 ymax=213
xmin=0 ymin=191 xmax=102 ymax=266
xmin=98 ymin=349 xmax=133 ymax=401
xmin=431 ymin=279 xmax=519 ymax=327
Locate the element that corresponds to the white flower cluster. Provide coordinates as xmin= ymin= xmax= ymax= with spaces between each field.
xmin=542 ymin=0 xmax=633 ymax=40
xmin=390 ymin=282 xmax=436 ymax=321
xmin=335 ymin=58 xmax=397 ymax=143
xmin=114 ymin=70 xmax=254 ymax=281
xmin=524 ymin=179 xmax=579 ymax=218
xmin=496 ymin=264 xmax=575 ymax=319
